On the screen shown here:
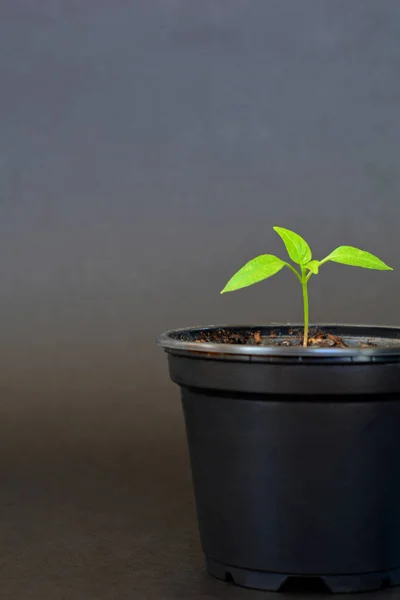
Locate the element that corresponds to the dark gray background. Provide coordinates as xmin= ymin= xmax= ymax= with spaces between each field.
xmin=0 ymin=1 xmax=399 ymax=598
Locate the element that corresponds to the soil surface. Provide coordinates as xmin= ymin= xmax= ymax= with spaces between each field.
xmin=184 ymin=328 xmax=378 ymax=348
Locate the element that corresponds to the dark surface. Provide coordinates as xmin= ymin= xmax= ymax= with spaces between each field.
xmin=0 ymin=389 xmax=399 ymax=600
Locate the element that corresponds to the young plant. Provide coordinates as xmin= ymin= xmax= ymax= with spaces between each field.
xmin=221 ymin=227 xmax=393 ymax=347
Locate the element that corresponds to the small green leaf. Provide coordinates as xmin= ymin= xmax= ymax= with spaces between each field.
xmin=321 ymin=246 xmax=393 ymax=270
xmin=221 ymin=254 xmax=286 ymax=293
xmin=306 ymin=260 xmax=320 ymax=275
xmin=273 ymin=226 xmax=312 ymax=265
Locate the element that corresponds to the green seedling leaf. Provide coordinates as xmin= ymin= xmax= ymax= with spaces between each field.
xmin=306 ymin=260 xmax=320 ymax=275
xmin=221 ymin=254 xmax=286 ymax=293
xmin=220 ymin=226 xmax=393 ymax=347
xmin=273 ymin=226 xmax=312 ymax=265
xmin=321 ymin=246 xmax=392 ymax=270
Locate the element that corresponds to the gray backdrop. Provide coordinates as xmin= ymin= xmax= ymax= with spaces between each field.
xmin=0 ymin=2 xmax=399 ymax=599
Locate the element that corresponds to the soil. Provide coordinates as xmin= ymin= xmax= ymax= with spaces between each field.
xmin=185 ymin=328 xmax=377 ymax=348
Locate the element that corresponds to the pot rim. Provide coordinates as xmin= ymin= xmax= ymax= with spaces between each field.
xmin=157 ymin=323 xmax=400 ymax=358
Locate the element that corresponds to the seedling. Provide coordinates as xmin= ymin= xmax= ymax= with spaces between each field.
xmin=221 ymin=227 xmax=393 ymax=347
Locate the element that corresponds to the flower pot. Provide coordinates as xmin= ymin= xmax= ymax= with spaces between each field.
xmin=158 ymin=324 xmax=400 ymax=593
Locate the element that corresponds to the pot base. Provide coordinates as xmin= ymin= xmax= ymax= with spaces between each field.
xmin=206 ymin=558 xmax=400 ymax=593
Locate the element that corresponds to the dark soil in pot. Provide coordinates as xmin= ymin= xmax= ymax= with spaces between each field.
xmin=158 ymin=324 xmax=400 ymax=594
xmin=178 ymin=325 xmax=381 ymax=348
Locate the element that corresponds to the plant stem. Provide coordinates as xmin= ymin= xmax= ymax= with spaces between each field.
xmin=301 ymin=269 xmax=309 ymax=347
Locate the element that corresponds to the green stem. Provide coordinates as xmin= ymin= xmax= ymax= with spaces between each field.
xmin=301 ymin=268 xmax=309 ymax=347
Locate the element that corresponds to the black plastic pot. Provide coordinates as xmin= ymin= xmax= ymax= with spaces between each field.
xmin=158 ymin=324 xmax=400 ymax=593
